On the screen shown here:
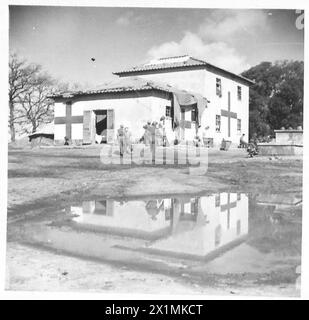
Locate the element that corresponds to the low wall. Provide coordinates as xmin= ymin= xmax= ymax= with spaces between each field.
xmin=54 ymin=139 xmax=83 ymax=146
xmin=275 ymin=130 xmax=303 ymax=145
xmin=258 ymin=143 xmax=303 ymax=156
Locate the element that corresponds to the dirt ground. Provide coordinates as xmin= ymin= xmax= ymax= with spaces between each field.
xmin=6 ymin=144 xmax=303 ymax=297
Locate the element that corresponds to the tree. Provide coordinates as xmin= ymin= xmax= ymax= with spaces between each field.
xmin=9 ymin=54 xmax=56 ymax=139
xmin=17 ymin=73 xmax=55 ymax=134
xmin=241 ymin=60 xmax=303 ymax=138
xmin=9 ymin=53 xmax=41 ymax=141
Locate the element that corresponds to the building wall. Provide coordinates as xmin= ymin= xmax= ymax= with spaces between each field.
xmin=54 ymin=68 xmax=249 ymax=146
xmin=134 ymin=69 xmax=207 ymax=96
xmin=120 ymin=70 xmax=201 ymax=141
xmin=122 ymin=69 xmax=249 ymax=146
xmin=54 ymin=94 xmax=172 ymax=143
xmin=54 ymin=101 xmax=67 ymax=142
xmin=133 ymin=69 xmax=207 ymax=140
xmin=202 ymin=70 xmax=249 ymax=146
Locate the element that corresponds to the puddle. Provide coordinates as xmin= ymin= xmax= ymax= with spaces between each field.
xmin=68 ymin=193 xmax=249 ymax=259
xmin=10 ymin=191 xmax=302 ymax=291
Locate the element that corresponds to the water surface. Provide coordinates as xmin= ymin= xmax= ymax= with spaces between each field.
xmin=11 ymin=191 xmax=302 ymax=293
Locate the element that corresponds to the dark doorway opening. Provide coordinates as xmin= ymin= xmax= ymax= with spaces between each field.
xmin=95 ymin=110 xmax=107 ymax=143
xmin=94 ymin=200 xmax=107 ymax=215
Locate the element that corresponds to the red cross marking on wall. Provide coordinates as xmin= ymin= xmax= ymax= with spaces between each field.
xmin=221 ymin=91 xmax=237 ymax=137
xmin=54 ymin=102 xmax=83 ymax=139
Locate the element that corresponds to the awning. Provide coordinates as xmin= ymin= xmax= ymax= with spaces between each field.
xmin=172 ymin=91 xmax=208 ymax=129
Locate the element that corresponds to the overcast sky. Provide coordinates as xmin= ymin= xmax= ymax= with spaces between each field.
xmin=9 ymin=6 xmax=304 ymax=87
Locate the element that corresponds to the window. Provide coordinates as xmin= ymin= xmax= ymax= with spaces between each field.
xmin=216 ymin=78 xmax=222 ymax=97
xmin=216 ymin=115 xmax=221 ymax=132
xmin=237 ymin=119 xmax=241 ymax=133
xmin=166 ymin=106 xmax=172 ymax=118
xmin=191 ymin=108 xmax=197 ymax=122
xmin=237 ymin=86 xmax=242 ymax=100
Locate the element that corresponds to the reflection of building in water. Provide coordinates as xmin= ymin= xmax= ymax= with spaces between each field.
xmin=71 ymin=199 xmax=172 ymax=240
xmin=71 ymin=192 xmax=248 ymax=258
xmin=149 ymin=193 xmax=248 ymax=257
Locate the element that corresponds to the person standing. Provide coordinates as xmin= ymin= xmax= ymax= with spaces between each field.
xmin=154 ymin=121 xmax=162 ymax=146
xmin=117 ymin=124 xmax=125 ymax=157
xmin=149 ymin=122 xmax=157 ymax=163
xmin=239 ymin=134 xmax=247 ymax=148
xmin=144 ymin=121 xmax=152 ymax=146
xmin=159 ymin=116 xmax=168 ymax=147
xmin=202 ymin=126 xmax=210 ymax=146
xmin=149 ymin=122 xmax=156 ymax=148
xmin=64 ymin=136 xmax=69 ymax=146
xmin=124 ymin=127 xmax=132 ymax=153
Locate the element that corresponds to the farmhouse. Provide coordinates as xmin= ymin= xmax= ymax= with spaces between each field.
xmin=51 ymin=55 xmax=253 ymax=147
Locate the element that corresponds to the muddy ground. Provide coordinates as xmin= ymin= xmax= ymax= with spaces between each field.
xmin=6 ymin=145 xmax=303 ymax=297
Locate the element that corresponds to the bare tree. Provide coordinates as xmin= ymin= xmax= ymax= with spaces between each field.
xmin=9 ymin=53 xmax=57 ymax=139
xmin=9 ymin=54 xmax=41 ymax=141
xmin=17 ymin=73 xmax=55 ymax=134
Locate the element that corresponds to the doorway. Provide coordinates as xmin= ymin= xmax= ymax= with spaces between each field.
xmin=95 ymin=110 xmax=107 ymax=142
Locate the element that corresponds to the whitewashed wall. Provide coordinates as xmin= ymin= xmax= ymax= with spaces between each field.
xmin=54 ymin=102 xmax=66 ymax=117
xmin=136 ymin=69 xmax=206 ymax=96
xmin=123 ymin=69 xmax=249 ymax=146
xmin=54 ymin=67 xmax=249 ymax=145
xmin=54 ymin=101 xmax=65 ymax=141
xmin=200 ymin=70 xmax=249 ymax=146
xmin=55 ymin=95 xmax=172 ymax=142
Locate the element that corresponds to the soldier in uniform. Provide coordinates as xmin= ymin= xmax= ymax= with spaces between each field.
xmin=124 ymin=127 xmax=132 ymax=153
xmin=117 ymin=124 xmax=125 ymax=157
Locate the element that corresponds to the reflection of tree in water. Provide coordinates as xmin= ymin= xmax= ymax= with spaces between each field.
xmin=247 ymin=196 xmax=302 ymax=255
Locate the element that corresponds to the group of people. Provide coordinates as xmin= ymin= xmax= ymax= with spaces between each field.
xmin=140 ymin=116 xmax=169 ymax=148
xmin=116 ymin=122 xmax=261 ymax=158
xmin=116 ymin=116 xmax=169 ymax=158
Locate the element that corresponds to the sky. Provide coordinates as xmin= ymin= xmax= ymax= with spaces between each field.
xmin=9 ymin=6 xmax=304 ymax=87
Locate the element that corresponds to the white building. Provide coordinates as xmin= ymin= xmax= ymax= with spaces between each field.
xmin=52 ymin=55 xmax=253 ymax=147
